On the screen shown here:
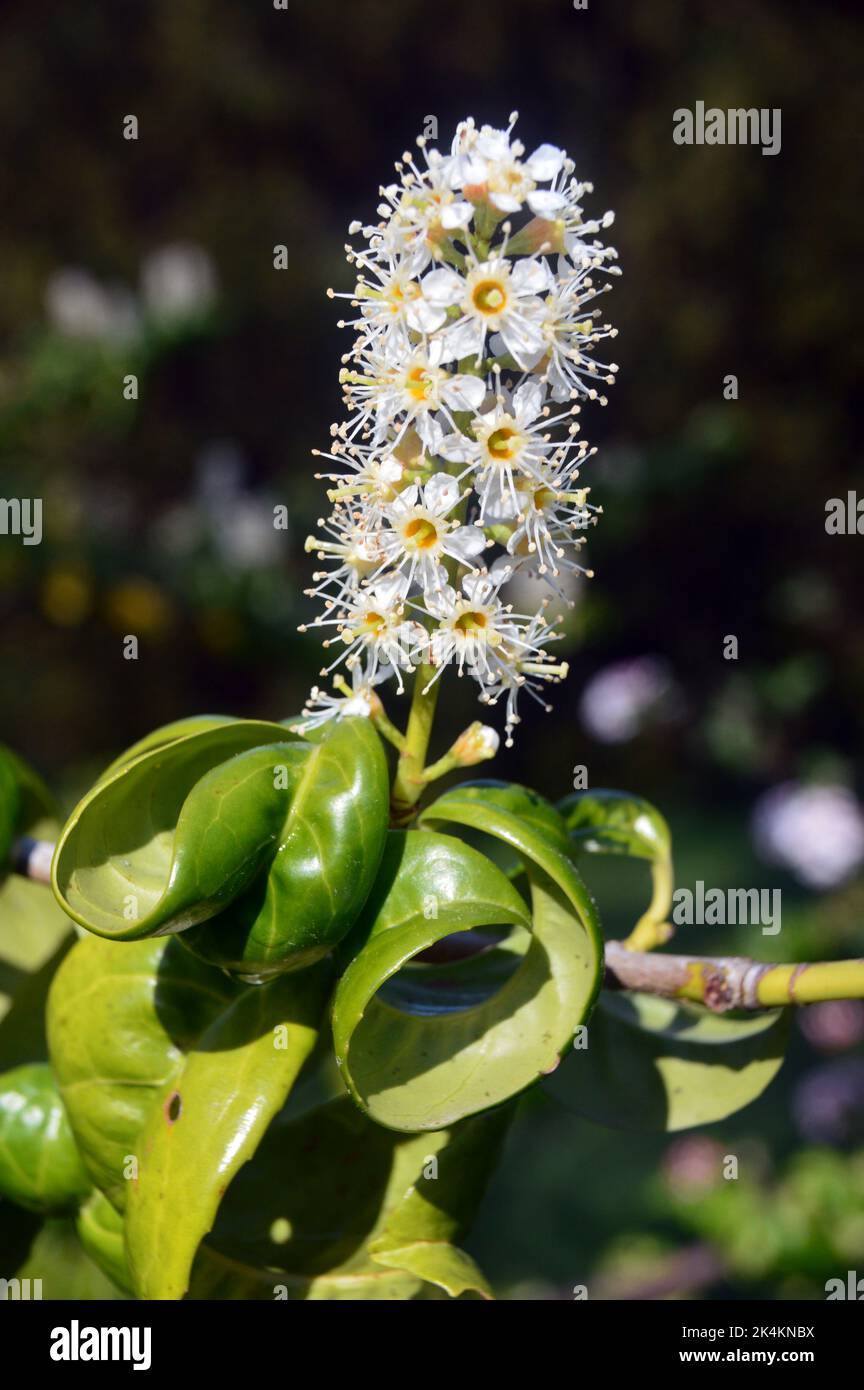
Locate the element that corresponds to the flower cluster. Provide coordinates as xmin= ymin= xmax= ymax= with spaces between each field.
xmin=301 ymin=114 xmax=619 ymax=744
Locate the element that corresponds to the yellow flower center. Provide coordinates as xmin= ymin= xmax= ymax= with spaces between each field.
xmin=402 ymin=517 xmax=439 ymax=550
xmin=388 ymin=280 xmax=420 ymax=311
xmin=454 ymin=610 xmax=487 ymax=633
xmin=472 ymin=279 xmax=507 ymax=315
xmin=487 ymin=426 xmax=519 ymax=461
xmin=405 ymin=365 xmax=433 ymax=402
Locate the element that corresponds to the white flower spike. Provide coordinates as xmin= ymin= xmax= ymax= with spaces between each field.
xmin=302 ymin=115 xmax=619 ymax=743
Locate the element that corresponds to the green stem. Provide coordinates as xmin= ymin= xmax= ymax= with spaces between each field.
xmin=622 ymin=856 xmax=674 ymax=952
xmin=604 ymin=942 xmax=864 ymax=1011
xmin=390 ymin=663 xmax=440 ymax=826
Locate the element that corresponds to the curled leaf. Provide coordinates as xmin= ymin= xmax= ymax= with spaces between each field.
xmin=334 ymin=780 xmax=602 ymax=1132
xmin=52 ymin=716 xmax=389 ymax=975
xmin=558 ymin=789 xmax=673 ymax=947
xmin=180 ymin=718 xmax=390 ymax=977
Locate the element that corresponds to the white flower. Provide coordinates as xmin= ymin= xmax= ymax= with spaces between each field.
xmin=303 ymin=116 xmax=619 ymax=743
xmin=376 ymin=473 xmax=487 ymax=596
xmin=447 ymin=117 xmax=568 ymax=216
xmin=422 ymin=255 xmax=551 ymax=368
xmin=303 ymin=573 xmax=421 ymax=690
xmin=300 ymin=662 xmax=392 ymax=731
xmin=340 ymin=339 xmax=487 ymax=452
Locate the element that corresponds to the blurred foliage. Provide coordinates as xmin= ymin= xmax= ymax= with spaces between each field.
xmin=0 ymin=0 xmax=862 ymax=1298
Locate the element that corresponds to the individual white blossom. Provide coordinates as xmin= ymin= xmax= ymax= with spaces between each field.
xmin=302 ymin=115 xmax=619 ymax=741
xmin=300 ymin=663 xmax=393 ymax=732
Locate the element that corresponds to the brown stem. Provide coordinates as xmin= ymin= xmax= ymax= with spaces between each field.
xmin=604 ymin=940 xmax=864 ymax=1011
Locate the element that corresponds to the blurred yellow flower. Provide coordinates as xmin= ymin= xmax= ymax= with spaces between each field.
xmin=103 ymin=579 xmax=173 ymax=636
xmin=41 ymin=567 xmax=93 ymax=626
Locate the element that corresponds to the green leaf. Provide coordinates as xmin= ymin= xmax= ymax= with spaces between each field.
xmin=195 ymin=1095 xmax=509 ymax=1300
xmin=334 ymin=786 xmax=602 ymax=1132
xmin=76 ymin=1189 xmax=135 ymax=1295
xmin=333 ymin=830 xmax=535 ymax=1131
xmin=544 ymin=990 xmax=789 ymax=1131
xmin=0 ymin=1062 xmax=90 ymax=1213
xmin=125 ymin=960 xmax=330 ymax=1300
xmin=52 ymin=717 xmax=389 ymax=975
xmin=179 ymin=718 xmax=390 ymax=977
xmin=52 ymin=719 xmax=301 ymax=941
xmin=98 ymin=714 xmax=239 ymax=781
xmin=0 ymin=749 xmax=21 ymax=865
xmin=558 ymin=789 xmax=671 ymax=863
xmin=558 ymin=789 xmax=673 ymax=942
xmin=0 ymin=743 xmax=57 ymax=845
xmin=47 ymin=930 xmax=330 ymax=1298
xmin=369 ymin=1240 xmax=491 ymax=1299
xmin=48 ymin=933 xmax=237 ymax=1208
xmin=0 ymin=887 xmax=75 ymax=1070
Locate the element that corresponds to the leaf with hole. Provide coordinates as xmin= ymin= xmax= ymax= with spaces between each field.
xmin=48 ymin=930 xmax=331 ymax=1297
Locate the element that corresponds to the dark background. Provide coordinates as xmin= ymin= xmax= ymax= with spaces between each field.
xmin=1 ymin=0 xmax=862 ymax=1297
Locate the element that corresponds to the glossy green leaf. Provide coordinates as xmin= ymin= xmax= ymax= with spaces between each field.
xmin=179 ymin=717 xmax=390 ymax=977
xmin=334 ymin=791 xmax=602 ymax=1131
xmin=544 ymin=990 xmax=789 ymax=1131
xmin=126 ymin=960 xmax=330 ymax=1299
xmin=98 ymin=714 xmax=239 ymax=781
xmin=558 ymin=788 xmax=673 ymax=938
xmin=0 ymin=1062 xmax=90 ymax=1213
xmin=195 ymin=1095 xmax=509 ymax=1300
xmin=333 ymin=830 xmax=532 ymax=1131
xmin=48 ymin=933 xmax=236 ymax=1208
xmin=419 ymin=781 xmax=603 ymax=1035
xmin=52 ymin=719 xmax=301 ymax=940
xmin=558 ymin=788 xmax=671 ymax=863
xmin=52 ymin=716 xmax=389 ymax=975
xmin=48 ymin=930 xmax=330 ymax=1298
